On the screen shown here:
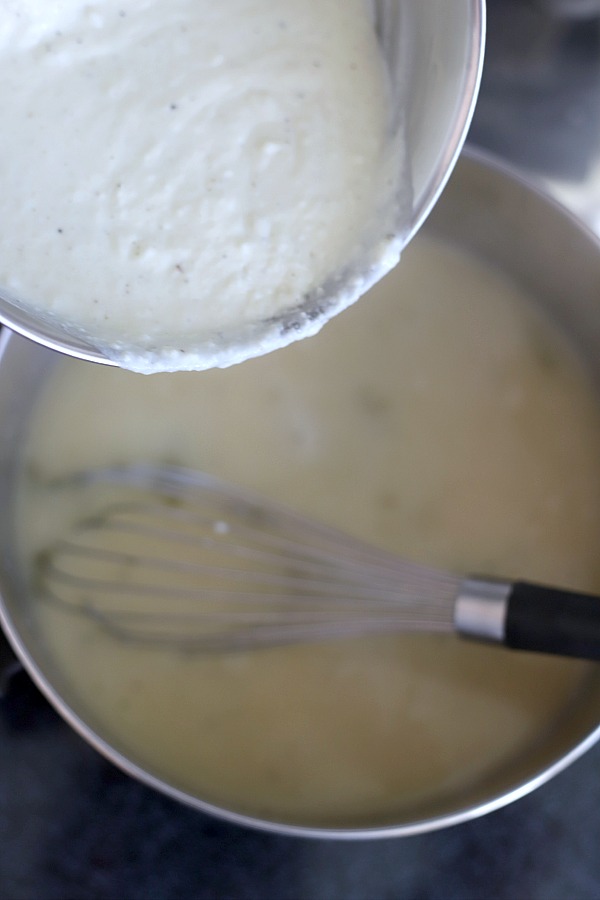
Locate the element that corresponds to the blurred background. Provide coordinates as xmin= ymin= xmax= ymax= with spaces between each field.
xmin=3 ymin=1 xmax=600 ymax=897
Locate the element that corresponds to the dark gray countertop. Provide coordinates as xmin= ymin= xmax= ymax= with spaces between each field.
xmin=4 ymin=2 xmax=600 ymax=897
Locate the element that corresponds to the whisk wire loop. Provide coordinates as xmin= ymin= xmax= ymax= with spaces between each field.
xmin=35 ymin=465 xmax=461 ymax=650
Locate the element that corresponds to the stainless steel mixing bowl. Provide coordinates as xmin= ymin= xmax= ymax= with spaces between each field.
xmin=2 ymin=149 xmax=600 ymax=839
xmin=0 ymin=2 xmax=485 ymax=367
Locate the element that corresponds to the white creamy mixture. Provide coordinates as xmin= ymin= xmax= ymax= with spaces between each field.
xmin=0 ymin=0 xmax=403 ymax=372
xmin=16 ymin=234 xmax=600 ymax=826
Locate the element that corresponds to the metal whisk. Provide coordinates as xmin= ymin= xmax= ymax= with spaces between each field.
xmin=35 ymin=464 xmax=600 ymax=660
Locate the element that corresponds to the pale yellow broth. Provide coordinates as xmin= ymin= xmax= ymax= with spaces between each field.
xmin=16 ymin=234 xmax=600 ymax=826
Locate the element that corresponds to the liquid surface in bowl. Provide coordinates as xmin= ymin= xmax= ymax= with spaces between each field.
xmin=0 ymin=0 xmax=404 ymax=373
xmin=15 ymin=234 xmax=600 ymax=827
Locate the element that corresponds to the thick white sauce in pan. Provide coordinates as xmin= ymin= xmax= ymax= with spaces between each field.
xmin=16 ymin=234 xmax=600 ymax=826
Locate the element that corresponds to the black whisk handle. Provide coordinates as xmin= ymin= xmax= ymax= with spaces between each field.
xmin=505 ymin=581 xmax=600 ymax=661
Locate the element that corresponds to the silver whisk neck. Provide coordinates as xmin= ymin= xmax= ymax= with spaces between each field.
xmin=454 ymin=578 xmax=511 ymax=643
